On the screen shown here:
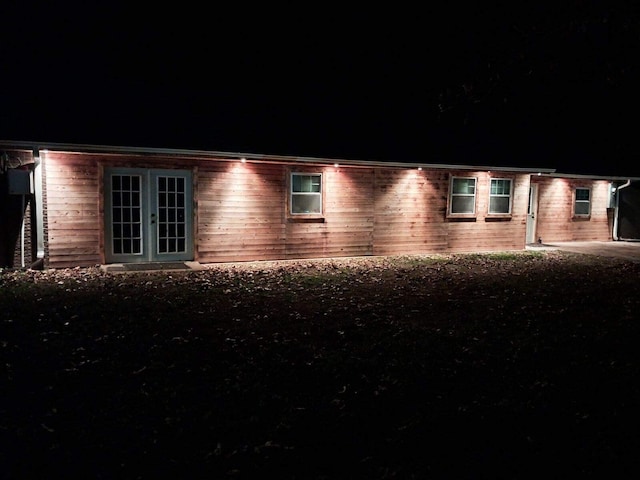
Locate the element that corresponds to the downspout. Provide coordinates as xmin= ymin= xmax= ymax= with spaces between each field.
xmin=612 ymin=179 xmax=631 ymax=241
xmin=20 ymin=193 xmax=25 ymax=268
xmin=32 ymin=148 xmax=45 ymax=263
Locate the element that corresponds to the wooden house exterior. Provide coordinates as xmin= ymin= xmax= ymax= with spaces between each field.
xmin=529 ymin=174 xmax=617 ymax=244
xmin=1 ymin=141 xmax=637 ymax=269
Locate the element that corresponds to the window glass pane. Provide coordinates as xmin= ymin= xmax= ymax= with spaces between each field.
xmin=131 ymin=176 xmax=140 ymax=191
xmin=122 ymin=176 xmax=130 ymax=191
xmin=292 ymin=195 xmax=321 ymax=214
xmin=575 ymin=202 xmax=590 ymax=215
xmin=491 ymin=179 xmax=510 ymax=195
xmin=490 ymin=197 xmax=510 ymax=214
xmin=576 ymin=189 xmax=590 ymax=201
xmin=453 ymin=178 xmax=475 ymax=194
xmin=112 ymin=176 xmax=121 ymax=191
xmin=292 ymin=174 xmax=321 ymax=193
xmin=451 ymin=196 xmax=475 ymax=214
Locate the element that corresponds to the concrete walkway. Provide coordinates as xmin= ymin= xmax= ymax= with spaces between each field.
xmin=528 ymin=240 xmax=640 ymax=262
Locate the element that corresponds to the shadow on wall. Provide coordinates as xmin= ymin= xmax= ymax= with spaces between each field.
xmin=618 ymin=182 xmax=640 ymax=240
xmin=0 ymin=167 xmax=36 ymax=268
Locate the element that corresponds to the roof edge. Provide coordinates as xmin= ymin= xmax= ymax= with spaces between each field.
xmin=541 ymin=172 xmax=640 ymax=181
xmin=0 ymin=139 xmax=556 ymax=173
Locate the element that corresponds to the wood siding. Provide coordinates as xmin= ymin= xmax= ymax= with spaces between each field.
xmin=41 ymin=149 xmax=596 ymax=268
xmin=373 ymin=169 xmax=448 ymax=254
xmin=532 ymin=176 xmax=613 ymax=242
xmin=44 ymin=152 xmax=102 ymax=268
xmin=197 ymin=162 xmax=286 ymax=262
xmin=196 ymin=163 xmax=375 ymax=262
xmin=444 ymin=170 xmax=530 ymax=253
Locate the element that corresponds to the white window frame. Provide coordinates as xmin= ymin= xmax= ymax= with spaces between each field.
xmin=449 ymin=176 xmax=477 ymax=215
xmin=290 ymin=172 xmax=323 ymax=215
xmin=488 ymin=178 xmax=513 ymax=215
xmin=574 ymin=187 xmax=591 ymax=217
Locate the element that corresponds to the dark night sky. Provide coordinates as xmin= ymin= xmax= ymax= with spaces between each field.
xmin=2 ymin=2 xmax=640 ymax=176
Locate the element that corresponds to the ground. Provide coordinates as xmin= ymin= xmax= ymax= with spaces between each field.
xmin=1 ymin=250 xmax=640 ymax=479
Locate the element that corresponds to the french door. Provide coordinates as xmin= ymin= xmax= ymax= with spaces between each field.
xmin=104 ymin=168 xmax=193 ymax=263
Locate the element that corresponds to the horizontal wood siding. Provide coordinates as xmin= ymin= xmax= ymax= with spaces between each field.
xmin=374 ymin=169 xmax=530 ymax=255
xmin=44 ymin=152 xmax=101 ymax=268
xmin=447 ymin=171 xmax=530 ymax=252
xmin=373 ymin=168 xmax=448 ymax=255
xmin=197 ymin=162 xmax=286 ymax=262
xmin=39 ymin=149 xmax=563 ymax=267
xmin=533 ymin=177 xmax=613 ymax=242
xmin=285 ymin=167 xmax=374 ymax=259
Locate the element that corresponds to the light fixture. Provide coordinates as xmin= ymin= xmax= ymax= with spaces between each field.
xmin=418 ymin=167 xmax=423 ymax=171
xmin=240 ymin=157 xmax=246 ymax=163
xmin=334 ymin=163 xmax=339 ymax=168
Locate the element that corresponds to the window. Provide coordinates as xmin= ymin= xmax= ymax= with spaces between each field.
xmin=449 ymin=177 xmax=477 ymax=214
xmin=489 ymin=178 xmax=513 ymax=214
xmin=575 ymin=188 xmax=591 ymax=216
xmin=291 ymin=173 xmax=322 ymax=214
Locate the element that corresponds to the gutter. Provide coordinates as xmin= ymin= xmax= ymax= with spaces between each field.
xmin=612 ymin=179 xmax=632 ymax=241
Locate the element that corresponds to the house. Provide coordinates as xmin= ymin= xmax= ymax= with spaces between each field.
xmin=1 ymin=140 xmax=638 ymax=269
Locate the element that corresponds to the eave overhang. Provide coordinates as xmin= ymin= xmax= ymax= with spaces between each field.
xmin=0 ymin=140 xmax=556 ymax=175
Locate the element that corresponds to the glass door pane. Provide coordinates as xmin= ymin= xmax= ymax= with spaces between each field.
xmin=155 ymin=175 xmax=188 ymax=254
xmin=110 ymin=174 xmax=143 ymax=255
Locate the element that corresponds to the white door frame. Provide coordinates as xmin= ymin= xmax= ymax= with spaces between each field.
xmin=526 ymin=184 xmax=538 ymax=244
xmin=104 ymin=167 xmax=193 ymax=263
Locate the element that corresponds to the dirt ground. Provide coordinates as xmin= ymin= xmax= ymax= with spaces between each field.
xmin=1 ymin=250 xmax=640 ymax=479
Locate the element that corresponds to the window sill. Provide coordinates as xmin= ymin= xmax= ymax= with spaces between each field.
xmin=572 ymin=215 xmax=591 ymax=221
xmin=288 ymin=215 xmax=325 ymax=223
xmin=446 ymin=214 xmax=477 ymax=222
xmin=485 ymin=214 xmax=512 ymax=221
